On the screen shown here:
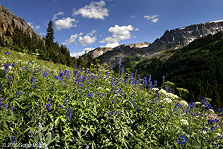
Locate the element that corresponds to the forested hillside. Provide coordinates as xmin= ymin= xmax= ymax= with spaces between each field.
xmin=135 ymin=31 xmax=223 ymax=109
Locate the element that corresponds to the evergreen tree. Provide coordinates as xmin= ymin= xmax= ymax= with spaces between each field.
xmin=45 ymin=20 xmax=54 ymax=47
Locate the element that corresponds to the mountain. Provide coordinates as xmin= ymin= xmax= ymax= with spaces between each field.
xmin=145 ymin=20 xmax=223 ymax=54
xmin=94 ymin=20 xmax=223 ymax=67
xmin=135 ymin=31 xmax=223 ymax=109
xmin=0 ymin=4 xmax=40 ymax=41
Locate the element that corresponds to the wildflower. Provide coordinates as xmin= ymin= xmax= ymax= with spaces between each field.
xmin=12 ymin=63 xmax=16 ymax=67
xmin=158 ymin=89 xmax=167 ymax=95
xmin=10 ymin=106 xmax=14 ymax=111
xmin=55 ymin=75 xmax=59 ymax=80
xmin=152 ymin=88 xmax=159 ymax=92
xmin=179 ymin=100 xmax=188 ymax=107
xmin=12 ymin=135 xmax=16 ymax=143
xmin=17 ymin=91 xmax=22 ymax=95
xmin=0 ymin=102 xmax=2 ymax=107
xmin=178 ymin=135 xmax=186 ymax=145
xmin=5 ymin=51 xmax=10 ymax=55
xmin=160 ymin=98 xmax=172 ymax=104
xmin=208 ymin=119 xmax=215 ymax=125
xmin=195 ymin=102 xmax=201 ymax=105
xmin=31 ymin=77 xmax=35 ymax=88
xmin=180 ymin=119 xmax=189 ymax=126
xmin=4 ymin=104 xmax=7 ymax=108
xmin=166 ymin=92 xmax=179 ymax=99
xmin=209 ymin=109 xmax=215 ymax=114
xmin=162 ymin=75 xmax=165 ymax=79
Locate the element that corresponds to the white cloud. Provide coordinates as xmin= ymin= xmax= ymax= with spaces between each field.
xmin=63 ymin=34 xmax=78 ymax=45
xmin=144 ymin=15 xmax=159 ymax=23
xmin=55 ymin=17 xmax=78 ymax=30
xmin=52 ymin=11 xmax=64 ymax=21
xmin=73 ymin=0 xmax=109 ymax=20
xmin=35 ymin=25 xmax=40 ymax=29
xmin=27 ymin=22 xmax=34 ymax=28
xmin=100 ymin=25 xmax=135 ymax=47
xmin=71 ymin=47 xmax=94 ymax=57
xmin=78 ymin=35 xmax=97 ymax=46
xmin=78 ymin=30 xmax=97 ymax=46
xmin=135 ymin=28 xmax=139 ymax=31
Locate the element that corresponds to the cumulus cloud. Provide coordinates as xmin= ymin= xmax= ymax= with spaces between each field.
xmin=135 ymin=28 xmax=139 ymax=31
xmin=52 ymin=11 xmax=64 ymax=21
xmin=78 ymin=30 xmax=97 ymax=46
xmin=73 ymin=0 xmax=109 ymax=20
xmin=71 ymin=47 xmax=94 ymax=57
xmin=55 ymin=17 xmax=78 ymax=30
xmin=144 ymin=15 xmax=159 ymax=23
xmin=63 ymin=34 xmax=78 ymax=45
xmin=100 ymin=25 xmax=135 ymax=48
xmin=78 ymin=35 xmax=97 ymax=46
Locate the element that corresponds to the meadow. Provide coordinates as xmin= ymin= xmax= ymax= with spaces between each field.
xmin=0 ymin=47 xmax=223 ymax=148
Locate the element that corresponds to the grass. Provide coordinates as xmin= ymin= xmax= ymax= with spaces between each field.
xmin=0 ymin=47 xmax=223 ymax=148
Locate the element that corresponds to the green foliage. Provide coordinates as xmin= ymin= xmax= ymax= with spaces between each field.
xmin=0 ymin=48 xmax=222 ymax=148
xmin=135 ymin=31 xmax=223 ymax=109
xmin=45 ymin=20 xmax=54 ymax=47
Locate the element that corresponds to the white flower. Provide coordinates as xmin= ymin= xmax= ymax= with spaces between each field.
xmin=209 ymin=109 xmax=215 ymax=114
xmin=215 ymin=133 xmax=222 ymax=137
xmin=160 ymin=98 xmax=172 ymax=104
xmin=97 ymin=87 xmax=103 ymax=90
xmin=105 ymin=88 xmax=110 ymax=91
xmin=0 ymin=67 xmax=4 ymax=70
xmin=180 ymin=119 xmax=189 ymax=126
xmin=159 ymin=89 xmax=167 ymax=95
xmin=152 ymin=88 xmax=159 ymax=92
xmin=179 ymin=100 xmax=188 ymax=107
xmin=166 ymin=93 xmax=179 ymax=99
xmin=195 ymin=102 xmax=201 ymax=105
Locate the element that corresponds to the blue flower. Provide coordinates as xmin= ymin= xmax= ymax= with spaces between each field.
xmin=4 ymin=104 xmax=7 ymax=108
xmin=31 ymin=77 xmax=35 ymax=87
xmin=12 ymin=63 xmax=16 ymax=67
xmin=17 ymin=91 xmax=22 ymax=95
xmin=5 ymin=51 xmax=10 ymax=55
xmin=178 ymin=135 xmax=186 ymax=145
xmin=10 ymin=106 xmax=14 ymax=111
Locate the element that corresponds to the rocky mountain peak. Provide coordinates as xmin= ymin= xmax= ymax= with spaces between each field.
xmin=146 ymin=20 xmax=223 ymax=54
xmin=0 ymin=4 xmax=40 ymax=39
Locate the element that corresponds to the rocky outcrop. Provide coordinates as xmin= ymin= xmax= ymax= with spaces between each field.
xmin=118 ymin=42 xmax=150 ymax=48
xmin=145 ymin=20 xmax=223 ymax=54
xmin=0 ymin=4 xmax=40 ymax=38
xmin=87 ymin=47 xmax=113 ymax=59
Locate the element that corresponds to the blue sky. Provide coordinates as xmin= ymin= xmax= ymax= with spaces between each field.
xmin=1 ymin=0 xmax=223 ymax=57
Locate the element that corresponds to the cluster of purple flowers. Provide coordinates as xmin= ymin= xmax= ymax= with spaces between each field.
xmin=31 ymin=77 xmax=35 ymax=88
xmin=65 ymin=107 xmax=72 ymax=124
xmin=178 ymin=135 xmax=186 ymax=145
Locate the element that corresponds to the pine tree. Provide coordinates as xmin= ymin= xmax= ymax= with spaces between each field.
xmin=45 ymin=20 xmax=54 ymax=47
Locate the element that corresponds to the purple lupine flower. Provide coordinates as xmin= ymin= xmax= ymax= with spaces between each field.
xmin=10 ymin=106 xmax=14 ymax=111
xmin=31 ymin=77 xmax=35 ymax=88
xmin=17 ymin=91 xmax=22 ymax=95
xmin=178 ymin=135 xmax=186 ymax=145
xmin=12 ymin=63 xmax=16 ymax=67
xmin=4 ymin=104 xmax=7 ymax=108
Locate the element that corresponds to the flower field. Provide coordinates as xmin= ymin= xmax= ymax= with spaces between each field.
xmin=0 ymin=48 xmax=223 ymax=148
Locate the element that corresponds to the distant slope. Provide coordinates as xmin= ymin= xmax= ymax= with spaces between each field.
xmin=95 ymin=21 xmax=223 ymax=68
xmin=135 ymin=31 xmax=223 ymax=109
